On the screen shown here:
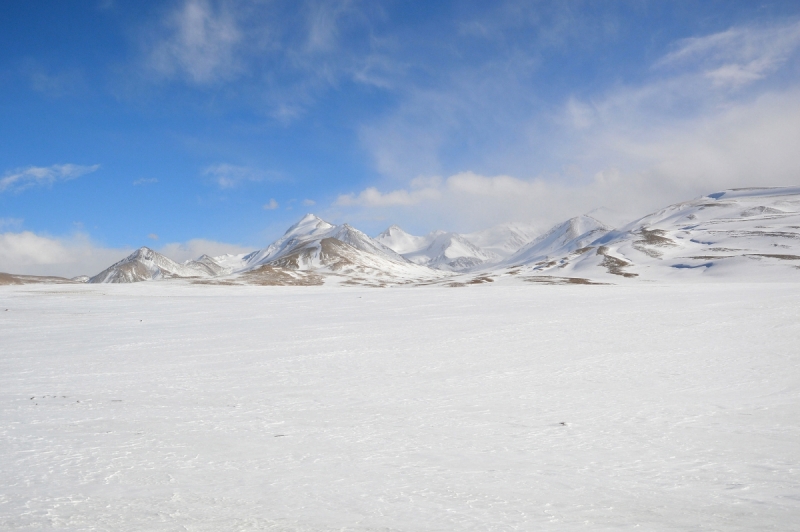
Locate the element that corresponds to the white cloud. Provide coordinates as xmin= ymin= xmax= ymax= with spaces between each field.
xmin=0 ymin=164 xmax=100 ymax=193
xmin=157 ymin=238 xmax=252 ymax=262
xmin=336 ymin=83 xmax=800 ymax=232
xmin=203 ymin=164 xmax=280 ymax=189
xmin=0 ymin=231 xmax=131 ymax=278
xmin=148 ymin=233 xmax=159 ymax=240
xmin=133 ymin=177 xmax=158 ymax=185
xmin=263 ymin=198 xmax=279 ymax=210
xmin=336 ymin=180 xmax=441 ymax=207
xmin=338 ymin=19 xmax=800 ymax=233
xmin=301 ymin=198 xmax=316 ymax=206
xmin=148 ymin=0 xmax=241 ymax=84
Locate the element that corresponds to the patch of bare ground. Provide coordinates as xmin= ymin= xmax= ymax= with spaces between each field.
xmin=467 ymin=276 xmax=494 ymax=284
xmin=533 ymin=259 xmax=558 ymax=269
xmin=596 ymin=246 xmax=638 ymax=277
xmin=238 ymin=265 xmax=324 ymax=286
xmin=746 ymin=254 xmax=800 ymax=260
xmin=446 ymin=282 xmax=467 ymax=287
xmin=340 ymin=277 xmax=387 ymax=287
xmin=523 ymin=276 xmax=608 ymax=285
xmin=570 ymin=246 xmax=595 ymax=256
xmin=0 ymin=273 xmax=76 ymax=285
xmin=632 ymin=228 xmax=676 ymax=258
xmin=688 ymin=256 xmax=733 ymax=260
xmin=698 ymin=202 xmax=735 ymax=208
xmin=710 ymin=230 xmax=799 ymax=239
xmin=710 ymin=247 xmax=741 ymax=252
xmin=191 ymin=279 xmax=238 ymax=286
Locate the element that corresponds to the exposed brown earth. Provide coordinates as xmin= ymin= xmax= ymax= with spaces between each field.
xmin=710 ymin=230 xmax=799 ymax=239
xmin=0 ymin=273 xmax=76 ymax=285
xmin=746 ymin=253 xmax=800 ymax=260
xmin=467 ymin=276 xmax=494 ymax=284
xmin=523 ymin=276 xmax=607 ymax=285
xmin=570 ymin=246 xmax=595 ymax=256
xmin=596 ymin=246 xmax=638 ymax=277
xmin=240 ymin=265 xmax=324 ymax=286
xmin=193 ymin=265 xmax=324 ymax=286
xmin=632 ymin=228 xmax=676 ymax=258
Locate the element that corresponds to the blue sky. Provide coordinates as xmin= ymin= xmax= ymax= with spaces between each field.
xmin=2 ymin=0 xmax=800 ymax=276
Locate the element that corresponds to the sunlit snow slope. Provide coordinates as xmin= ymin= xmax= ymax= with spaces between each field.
xmin=521 ymin=186 xmax=800 ymax=281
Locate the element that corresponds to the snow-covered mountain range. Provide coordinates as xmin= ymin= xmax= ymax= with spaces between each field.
xmin=5 ymin=187 xmax=797 ymax=287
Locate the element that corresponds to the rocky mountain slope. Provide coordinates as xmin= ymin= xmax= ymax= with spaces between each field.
xmin=508 ymin=187 xmax=800 ymax=282
xmin=504 ymin=215 xmax=610 ymax=267
xmin=88 ymin=247 xmax=228 ymax=283
xmin=78 ymin=187 xmax=800 ymax=286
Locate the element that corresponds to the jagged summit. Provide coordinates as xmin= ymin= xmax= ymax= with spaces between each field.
xmin=89 ymin=246 xmax=224 ymax=283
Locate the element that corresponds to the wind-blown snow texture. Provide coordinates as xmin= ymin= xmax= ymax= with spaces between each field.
xmin=1 ymin=283 xmax=799 ymax=531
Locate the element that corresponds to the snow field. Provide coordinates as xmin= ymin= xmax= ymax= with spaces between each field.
xmin=1 ymin=283 xmax=799 ymax=531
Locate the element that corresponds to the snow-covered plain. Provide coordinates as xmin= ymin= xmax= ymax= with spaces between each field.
xmin=1 ymin=282 xmax=799 ymax=531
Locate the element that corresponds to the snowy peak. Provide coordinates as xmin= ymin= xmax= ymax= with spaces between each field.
xmin=286 ymin=213 xmax=335 ymax=236
xmin=241 ymin=214 xmax=414 ymax=276
xmin=463 ymin=222 xmax=540 ymax=258
xmin=375 ymin=225 xmax=430 ymax=255
xmin=404 ymin=232 xmax=498 ymax=271
xmin=242 ymin=213 xmax=337 ymax=267
xmin=376 ymin=225 xmax=500 ymax=271
xmin=89 ymin=247 xmax=219 ymax=283
xmin=506 ymin=215 xmax=610 ymax=266
xmin=326 ymin=224 xmax=406 ymax=262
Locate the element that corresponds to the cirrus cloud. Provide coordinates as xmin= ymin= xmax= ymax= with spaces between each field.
xmin=0 ymin=164 xmax=100 ymax=193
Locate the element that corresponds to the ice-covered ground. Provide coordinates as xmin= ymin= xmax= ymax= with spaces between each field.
xmin=1 ymin=283 xmax=799 ymax=531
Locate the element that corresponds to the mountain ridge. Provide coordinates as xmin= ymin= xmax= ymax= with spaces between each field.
xmin=72 ymin=187 xmax=800 ymax=285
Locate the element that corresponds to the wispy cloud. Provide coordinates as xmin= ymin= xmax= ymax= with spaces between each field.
xmin=136 ymin=0 xmax=394 ymax=120
xmin=0 ymin=218 xmax=24 ymax=231
xmin=203 ymin=163 xmax=281 ymax=189
xmin=147 ymin=0 xmax=241 ymax=84
xmin=657 ymin=20 xmax=800 ymax=88
xmin=133 ymin=177 xmax=158 ymax=186
xmin=0 ymin=164 xmax=100 ymax=193
xmin=262 ymin=198 xmax=279 ymax=210
xmin=21 ymin=59 xmax=85 ymax=98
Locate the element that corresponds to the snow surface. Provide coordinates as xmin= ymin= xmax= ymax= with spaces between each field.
xmin=2 ymin=282 xmax=799 ymax=531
